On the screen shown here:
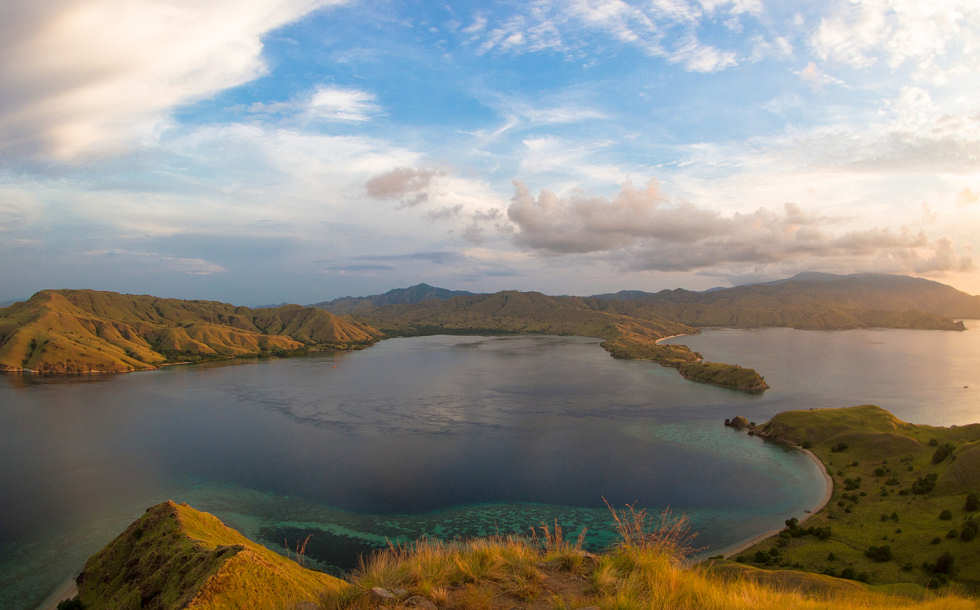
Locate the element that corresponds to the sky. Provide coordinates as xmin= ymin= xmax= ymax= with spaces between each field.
xmin=1 ymin=0 xmax=979 ymax=305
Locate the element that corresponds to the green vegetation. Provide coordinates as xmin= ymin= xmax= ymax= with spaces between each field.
xmin=733 ymin=405 xmax=980 ymax=593
xmin=65 ymin=501 xmax=975 ymax=609
xmin=69 ymin=501 xmax=345 ymax=609
xmin=0 ymin=290 xmax=380 ymax=374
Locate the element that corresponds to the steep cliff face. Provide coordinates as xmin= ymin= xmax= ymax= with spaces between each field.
xmin=74 ymin=501 xmax=346 ymax=609
xmin=0 ymin=290 xmax=381 ymax=374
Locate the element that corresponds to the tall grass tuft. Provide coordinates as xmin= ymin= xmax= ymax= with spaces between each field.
xmin=603 ymin=496 xmax=700 ymax=559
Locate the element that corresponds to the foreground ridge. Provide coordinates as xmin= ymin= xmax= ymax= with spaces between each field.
xmin=60 ymin=493 xmax=974 ymax=609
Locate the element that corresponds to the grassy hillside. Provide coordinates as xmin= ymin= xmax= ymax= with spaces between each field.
xmin=732 ymin=406 xmax=980 ymax=592
xmin=355 ymin=290 xmax=691 ymax=339
xmin=61 ymin=501 xmax=975 ymax=609
xmin=0 ymin=290 xmax=380 ymax=374
xmin=70 ymin=501 xmax=346 ymax=609
xmin=590 ymin=273 xmax=976 ymax=330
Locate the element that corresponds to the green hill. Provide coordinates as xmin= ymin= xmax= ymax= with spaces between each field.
xmin=731 ymin=406 xmax=980 ymax=592
xmin=0 ymin=290 xmax=380 ymax=374
xmin=71 ymin=501 xmax=346 ymax=609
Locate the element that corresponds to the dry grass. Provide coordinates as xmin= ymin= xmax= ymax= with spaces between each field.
xmin=320 ymin=503 xmax=976 ymax=610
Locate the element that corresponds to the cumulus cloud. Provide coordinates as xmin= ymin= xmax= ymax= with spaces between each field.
xmin=365 ymin=167 xmax=443 ymax=206
xmin=811 ymin=0 xmax=980 ymax=71
xmin=0 ymin=0 xmax=347 ymax=160
xmin=957 ymin=188 xmax=979 ymax=207
xmin=507 ymin=180 xmax=972 ymax=274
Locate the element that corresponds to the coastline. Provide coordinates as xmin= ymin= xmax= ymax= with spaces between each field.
xmin=718 ymin=446 xmax=833 ymax=560
xmin=37 ymin=576 xmax=77 ymax=610
xmin=654 ymin=333 xmax=691 ymax=344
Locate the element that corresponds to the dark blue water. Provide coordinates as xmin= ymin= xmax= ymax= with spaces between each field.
xmin=2 ymin=327 xmax=976 ymax=608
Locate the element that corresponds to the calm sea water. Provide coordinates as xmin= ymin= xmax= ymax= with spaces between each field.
xmin=1 ymin=325 xmax=978 ymax=608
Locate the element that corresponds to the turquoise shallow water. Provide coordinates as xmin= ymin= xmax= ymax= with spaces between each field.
xmin=2 ymin=327 xmax=976 ymax=608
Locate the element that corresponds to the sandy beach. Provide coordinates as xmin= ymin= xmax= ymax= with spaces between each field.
xmin=654 ymin=333 xmax=691 ymax=344
xmin=718 ymin=446 xmax=834 ymax=559
xmin=37 ymin=576 xmax=77 ymax=610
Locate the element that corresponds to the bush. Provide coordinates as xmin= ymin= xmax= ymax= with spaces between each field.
xmin=939 ymin=510 xmax=952 ymax=520
xmin=843 ymin=477 xmax=862 ymax=491
xmin=961 ymin=521 xmax=978 ymax=542
xmin=965 ymin=493 xmax=979 ymax=512
xmin=911 ymin=473 xmax=938 ymax=495
xmin=831 ymin=442 xmax=848 ymax=452
xmin=864 ymin=545 xmax=892 ymax=562
xmin=934 ymin=552 xmax=955 ymax=575
xmin=931 ymin=537 xmax=942 ymax=545
xmin=57 ymin=600 xmax=84 ymax=610
xmin=947 ymin=529 xmax=959 ymax=539
xmin=932 ymin=443 xmax=955 ymax=464
xmin=924 ymin=553 xmax=955 ymax=575
xmin=874 ymin=467 xmax=887 ymax=476
xmin=929 ymin=438 xmax=939 ymax=447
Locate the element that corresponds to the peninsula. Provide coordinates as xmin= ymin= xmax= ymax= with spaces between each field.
xmin=727 ymin=405 xmax=980 ymax=592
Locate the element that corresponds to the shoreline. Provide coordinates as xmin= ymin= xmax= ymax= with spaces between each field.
xmin=654 ymin=333 xmax=691 ymax=344
xmin=37 ymin=576 xmax=77 ymax=610
xmin=718 ymin=446 xmax=833 ymax=560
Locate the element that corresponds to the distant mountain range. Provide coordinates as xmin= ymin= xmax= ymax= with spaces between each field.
xmin=317 ymin=273 xmax=977 ymax=332
xmin=2 ymin=272 xmax=975 ymax=382
xmin=0 ymin=290 xmax=380 ymax=374
xmin=588 ymin=272 xmax=979 ymax=329
xmin=314 ymin=283 xmax=473 ymax=314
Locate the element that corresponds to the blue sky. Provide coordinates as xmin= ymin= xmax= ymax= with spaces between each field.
xmin=1 ymin=0 xmax=978 ymax=304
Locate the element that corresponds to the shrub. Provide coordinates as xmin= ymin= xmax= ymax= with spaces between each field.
xmin=932 ymin=443 xmax=955 ymax=464
xmin=826 ymin=552 xmax=836 ymax=561
xmin=965 ymin=493 xmax=979 ymax=512
xmin=947 ymin=529 xmax=958 ymax=539
xmin=801 ymin=440 xmax=812 ymax=449
xmin=874 ymin=467 xmax=887 ymax=477
xmin=961 ymin=521 xmax=978 ymax=542
xmin=933 ymin=552 xmax=955 ymax=575
xmin=929 ymin=438 xmax=939 ymax=447
xmin=931 ymin=537 xmax=941 ymax=545
xmin=831 ymin=442 xmax=848 ymax=452
xmin=911 ymin=473 xmax=938 ymax=495
xmin=864 ymin=545 xmax=892 ymax=562
xmin=57 ymin=600 xmax=84 ymax=610
xmin=843 ymin=477 xmax=862 ymax=491
xmin=939 ymin=510 xmax=952 ymax=520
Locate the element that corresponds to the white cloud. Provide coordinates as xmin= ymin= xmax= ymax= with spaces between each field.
xmin=85 ymin=249 xmax=227 ymax=275
xmin=506 ymin=179 xmax=973 ymax=274
xmin=811 ymin=0 xmax=980 ymax=71
xmin=795 ymin=62 xmax=845 ymax=88
xmin=0 ymin=0 xmax=348 ymax=161
xmin=307 ymin=86 xmax=381 ymax=122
